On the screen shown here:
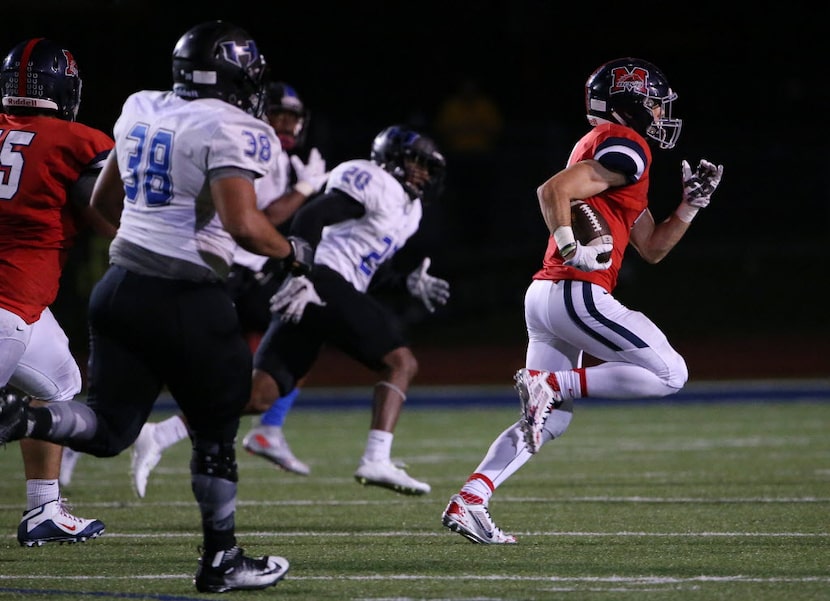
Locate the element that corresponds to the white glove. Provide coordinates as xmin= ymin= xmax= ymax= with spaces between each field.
xmin=563 ymin=241 xmax=613 ymax=272
xmin=677 ymin=159 xmax=723 ymax=222
xmin=290 ymin=148 xmax=329 ymax=197
xmin=269 ymin=275 xmax=326 ymax=323
xmin=406 ymin=257 xmax=450 ymax=313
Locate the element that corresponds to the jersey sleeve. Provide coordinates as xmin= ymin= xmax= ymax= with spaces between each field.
xmin=593 ymin=136 xmax=647 ymax=184
xmin=326 ymin=159 xmax=391 ymax=213
xmin=206 ymin=113 xmax=280 ymax=178
xmin=570 ymin=123 xmax=650 ymax=185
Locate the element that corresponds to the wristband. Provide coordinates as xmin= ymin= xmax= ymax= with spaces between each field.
xmin=674 ymin=202 xmax=700 ymax=223
xmin=553 ymin=225 xmax=576 ymax=257
xmin=293 ymin=181 xmax=315 ymax=197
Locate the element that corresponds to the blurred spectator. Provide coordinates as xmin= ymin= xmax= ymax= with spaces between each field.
xmin=433 ymin=77 xmax=504 ymax=244
xmin=434 ymin=77 xmax=503 ymax=154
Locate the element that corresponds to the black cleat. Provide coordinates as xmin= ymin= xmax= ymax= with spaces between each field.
xmin=194 ymin=545 xmax=290 ymax=593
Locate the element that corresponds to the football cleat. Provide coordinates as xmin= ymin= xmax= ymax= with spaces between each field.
xmin=354 ymin=459 xmax=431 ymax=495
xmin=441 ymin=493 xmax=516 ymax=544
xmin=515 ymin=368 xmax=562 ymax=453
xmin=194 ymin=545 xmax=289 ymax=593
xmin=17 ymin=498 xmax=105 ymax=547
xmin=242 ymin=425 xmax=310 ymax=476
xmin=131 ymin=422 xmax=163 ymax=498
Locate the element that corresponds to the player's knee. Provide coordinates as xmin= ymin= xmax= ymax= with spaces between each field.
xmin=664 ymin=353 xmax=689 ymax=392
xmin=191 ymin=439 xmax=238 ymax=482
xmin=54 ymin=362 xmax=83 ymax=402
xmin=383 ymin=347 xmax=418 ymax=382
xmin=245 ymin=368 xmax=287 ymax=414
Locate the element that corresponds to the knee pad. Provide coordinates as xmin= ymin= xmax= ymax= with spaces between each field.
xmin=543 ymin=397 xmax=574 ymax=439
xmin=191 ymin=440 xmax=238 ymax=482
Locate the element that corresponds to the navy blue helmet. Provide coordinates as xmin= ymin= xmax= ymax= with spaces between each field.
xmin=1 ymin=37 xmax=83 ymax=121
xmin=585 ymin=57 xmax=682 ymax=149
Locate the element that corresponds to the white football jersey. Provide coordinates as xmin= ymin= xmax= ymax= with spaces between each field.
xmin=111 ymin=91 xmax=279 ymax=275
xmin=315 ymin=159 xmax=422 ymax=292
xmin=231 ymin=150 xmax=291 ymax=272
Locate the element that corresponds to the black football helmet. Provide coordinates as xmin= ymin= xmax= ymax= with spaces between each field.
xmin=172 ymin=20 xmax=268 ymax=118
xmin=0 ymin=37 xmax=83 ymax=121
xmin=265 ymin=81 xmax=308 ymax=150
xmin=585 ymin=57 xmax=682 ymax=149
xmin=371 ymin=125 xmax=447 ymax=203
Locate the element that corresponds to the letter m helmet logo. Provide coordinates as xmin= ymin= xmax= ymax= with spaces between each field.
xmin=609 ymin=66 xmax=649 ymax=96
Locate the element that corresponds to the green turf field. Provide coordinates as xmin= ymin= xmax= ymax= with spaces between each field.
xmin=1 ymin=395 xmax=828 ymax=600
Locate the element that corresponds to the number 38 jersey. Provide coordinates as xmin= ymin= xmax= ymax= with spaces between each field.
xmin=110 ymin=91 xmax=279 ymax=279
xmin=314 ymin=159 xmax=422 ymax=293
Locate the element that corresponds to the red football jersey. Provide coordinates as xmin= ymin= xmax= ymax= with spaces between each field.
xmin=533 ymin=123 xmax=652 ymax=293
xmin=0 ymin=114 xmax=113 ymax=323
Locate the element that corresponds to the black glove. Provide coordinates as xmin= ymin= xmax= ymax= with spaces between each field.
xmin=255 ymin=259 xmax=287 ymax=287
xmin=283 ymin=236 xmax=314 ymax=276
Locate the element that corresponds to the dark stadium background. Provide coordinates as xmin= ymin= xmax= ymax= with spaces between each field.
xmin=3 ymin=1 xmax=826 ymax=382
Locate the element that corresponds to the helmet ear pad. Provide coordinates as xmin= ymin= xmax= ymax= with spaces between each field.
xmin=609 ymin=99 xmax=656 ymax=135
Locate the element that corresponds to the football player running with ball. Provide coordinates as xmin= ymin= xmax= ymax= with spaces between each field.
xmin=441 ymin=57 xmax=723 ymax=544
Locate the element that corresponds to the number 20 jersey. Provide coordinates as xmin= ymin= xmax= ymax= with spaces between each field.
xmin=110 ymin=91 xmax=280 ymax=277
xmin=314 ymin=159 xmax=422 ymax=293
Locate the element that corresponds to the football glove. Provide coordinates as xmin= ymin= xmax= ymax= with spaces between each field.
xmin=676 ymin=159 xmax=724 ymax=222
xmin=290 ymin=148 xmax=329 ymax=197
xmin=283 ymin=236 xmax=314 ymax=276
xmin=269 ymin=275 xmax=326 ymax=323
xmin=563 ymin=241 xmax=613 ymax=272
xmin=406 ymin=257 xmax=450 ymax=313
xmin=681 ymin=159 xmax=723 ymax=208
xmin=255 ymin=258 xmax=287 ymax=287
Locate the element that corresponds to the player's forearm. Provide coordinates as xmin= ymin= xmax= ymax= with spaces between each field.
xmin=230 ymin=215 xmax=292 ymax=259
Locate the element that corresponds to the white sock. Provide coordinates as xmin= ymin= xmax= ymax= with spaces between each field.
xmin=460 ymin=475 xmax=493 ymax=504
xmin=552 ymin=369 xmax=583 ymax=400
xmin=26 ymin=479 xmax=60 ymax=510
xmin=153 ymin=415 xmax=190 ymax=450
xmin=362 ymin=429 xmax=393 ymax=463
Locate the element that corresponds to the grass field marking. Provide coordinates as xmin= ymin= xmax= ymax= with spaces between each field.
xmin=5 ymin=530 xmax=827 ymax=541
xmin=2 ymin=495 xmax=827 ymax=511
xmin=3 ymin=574 xmax=830 ymax=584
xmin=0 ymin=585 xmax=206 ymax=601
xmin=498 ymin=495 xmax=830 ymax=503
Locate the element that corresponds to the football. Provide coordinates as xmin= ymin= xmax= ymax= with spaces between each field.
xmin=570 ymin=201 xmax=613 ymax=263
